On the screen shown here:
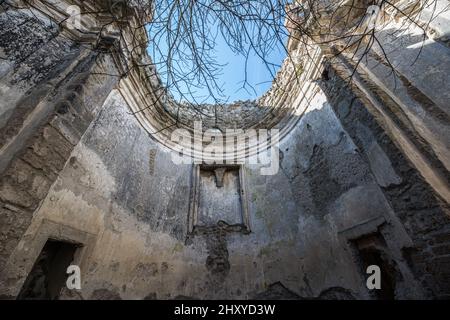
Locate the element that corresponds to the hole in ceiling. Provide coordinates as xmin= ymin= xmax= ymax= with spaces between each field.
xmin=145 ymin=0 xmax=290 ymax=105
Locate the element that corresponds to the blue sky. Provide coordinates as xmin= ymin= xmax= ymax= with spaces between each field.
xmin=206 ymin=34 xmax=287 ymax=102
xmin=147 ymin=22 xmax=287 ymax=103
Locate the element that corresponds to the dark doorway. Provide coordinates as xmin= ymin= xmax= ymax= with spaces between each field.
xmin=354 ymin=234 xmax=398 ymax=300
xmin=17 ymin=239 xmax=79 ymax=300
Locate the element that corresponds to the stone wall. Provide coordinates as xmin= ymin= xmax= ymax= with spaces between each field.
xmin=0 ymin=1 xmax=120 ymax=275
xmin=0 ymin=0 xmax=449 ymax=300
xmin=321 ymin=63 xmax=450 ymax=299
xmin=1 ymin=77 xmax=434 ymax=299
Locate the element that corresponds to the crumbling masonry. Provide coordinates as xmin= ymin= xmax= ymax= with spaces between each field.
xmin=0 ymin=0 xmax=450 ymax=299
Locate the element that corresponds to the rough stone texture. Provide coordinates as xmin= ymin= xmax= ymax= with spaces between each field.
xmin=320 ymin=65 xmax=450 ymax=299
xmin=0 ymin=3 xmax=120 ymax=273
xmin=198 ymin=168 xmax=243 ymax=226
xmin=168 ymin=100 xmax=274 ymax=131
xmin=1 ymin=87 xmax=429 ymax=299
xmin=0 ymin=0 xmax=449 ymax=301
xmin=0 ymin=9 xmax=81 ymax=130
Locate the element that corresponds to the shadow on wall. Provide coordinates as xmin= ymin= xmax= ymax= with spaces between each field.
xmin=1 ymin=8 xmax=450 ymax=299
xmin=318 ymin=56 xmax=450 ymax=300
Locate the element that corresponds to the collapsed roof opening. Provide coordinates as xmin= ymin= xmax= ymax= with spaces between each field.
xmin=145 ymin=0 xmax=290 ymax=105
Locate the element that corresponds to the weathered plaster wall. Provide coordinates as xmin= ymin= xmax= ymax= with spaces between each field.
xmin=0 ymin=3 xmax=119 ymax=274
xmin=320 ymin=65 xmax=450 ymax=299
xmin=1 ymin=81 xmax=429 ymax=299
xmin=1 ymin=0 xmax=450 ymax=301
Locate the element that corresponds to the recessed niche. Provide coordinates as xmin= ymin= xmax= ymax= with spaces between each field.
xmin=17 ymin=239 xmax=80 ymax=300
xmin=188 ymin=164 xmax=250 ymax=233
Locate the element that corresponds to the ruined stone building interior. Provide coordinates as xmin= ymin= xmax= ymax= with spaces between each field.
xmin=0 ymin=0 xmax=450 ymax=301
